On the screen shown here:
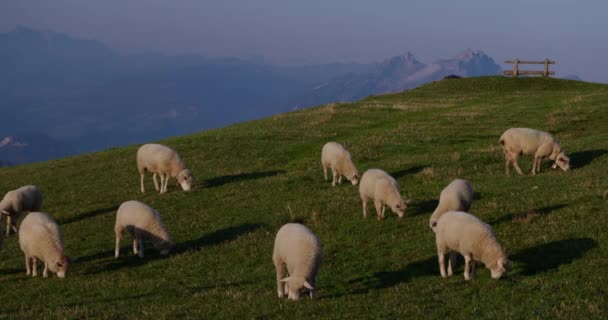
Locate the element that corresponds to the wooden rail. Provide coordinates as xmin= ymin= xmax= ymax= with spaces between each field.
xmin=504 ymin=59 xmax=555 ymax=78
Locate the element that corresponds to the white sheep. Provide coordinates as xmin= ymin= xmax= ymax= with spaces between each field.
xmin=359 ymin=169 xmax=407 ymax=220
xmin=0 ymin=185 xmax=43 ymax=236
xmin=18 ymin=212 xmax=70 ymax=278
xmin=321 ymin=142 xmax=360 ymax=186
xmin=429 ymin=179 xmax=473 ymax=229
xmin=434 ymin=211 xmax=510 ymax=280
xmin=499 ymin=127 xmax=570 ymax=176
xmin=137 ymin=143 xmax=194 ymax=194
xmin=114 ymin=200 xmax=174 ymax=258
xmin=273 ymin=223 xmax=323 ymax=301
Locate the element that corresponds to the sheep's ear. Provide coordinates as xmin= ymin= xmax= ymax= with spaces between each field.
xmin=303 ymin=281 xmax=314 ymax=290
xmin=280 ymin=277 xmax=291 ymax=283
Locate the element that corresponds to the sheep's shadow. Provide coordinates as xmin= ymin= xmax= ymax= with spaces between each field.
xmin=58 ymin=205 xmax=119 ymax=225
xmin=512 ymin=237 xmax=597 ymax=276
xmin=203 ymin=170 xmax=286 ymax=188
xmin=410 ymin=199 xmax=438 ymax=216
xmin=489 ymin=204 xmax=567 ymax=225
xmin=391 ymin=165 xmax=426 ymax=179
xmin=330 ymin=256 xmax=437 ymax=298
xmin=174 ymin=223 xmax=264 ymax=254
xmin=568 ymin=149 xmax=608 ymax=170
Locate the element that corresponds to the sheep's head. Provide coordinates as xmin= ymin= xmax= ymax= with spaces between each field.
xmin=280 ymin=276 xmax=314 ymax=301
xmin=349 ymin=172 xmax=360 ymax=185
xmin=177 ymin=169 xmax=194 ymax=191
xmin=50 ymin=255 xmax=70 ymax=278
xmin=391 ymin=200 xmax=407 ymax=218
xmin=552 ymin=152 xmax=570 ymax=171
xmin=490 ymin=257 xmax=511 ymax=279
xmin=158 ymin=240 xmax=175 ymax=256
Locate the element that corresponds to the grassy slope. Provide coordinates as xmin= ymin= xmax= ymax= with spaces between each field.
xmin=0 ymin=76 xmax=607 ymax=319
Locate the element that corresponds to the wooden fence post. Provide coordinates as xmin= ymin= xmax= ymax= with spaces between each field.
xmin=543 ymin=59 xmax=549 ymax=77
xmin=514 ymin=58 xmax=519 ymax=78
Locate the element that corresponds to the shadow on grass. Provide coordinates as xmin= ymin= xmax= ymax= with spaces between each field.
xmin=58 ymin=205 xmax=119 ymax=225
xmin=568 ymin=149 xmax=608 ymax=170
xmin=327 ymin=256 xmax=437 ymax=298
xmin=203 ymin=170 xmax=286 ymax=188
xmin=409 ymin=199 xmax=438 ymax=216
xmin=391 ymin=165 xmax=426 ymax=179
xmin=174 ymin=223 xmax=264 ymax=254
xmin=489 ymin=204 xmax=567 ymax=225
xmin=78 ymin=223 xmax=264 ymax=273
xmin=512 ymin=237 xmax=597 ymax=276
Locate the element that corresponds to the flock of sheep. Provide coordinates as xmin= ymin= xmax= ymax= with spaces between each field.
xmin=0 ymin=127 xmax=571 ymax=301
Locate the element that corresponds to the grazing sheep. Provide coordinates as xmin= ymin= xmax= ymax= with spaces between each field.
xmin=137 ymin=143 xmax=194 ymax=194
xmin=434 ymin=211 xmax=510 ymax=280
xmin=273 ymin=223 xmax=323 ymax=301
xmin=429 ymin=179 xmax=473 ymax=229
xmin=18 ymin=212 xmax=70 ymax=278
xmin=0 ymin=185 xmax=43 ymax=236
xmin=359 ymin=169 xmax=407 ymax=220
xmin=499 ymin=128 xmax=570 ymax=176
xmin=114 ymin=200 xmax=173 ymax=258
xmin=321 ymin=142 xmax=360 ymax=186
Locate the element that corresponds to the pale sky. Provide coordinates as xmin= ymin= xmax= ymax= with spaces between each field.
xmin=2 ymin=0 xmax=607 ymax=82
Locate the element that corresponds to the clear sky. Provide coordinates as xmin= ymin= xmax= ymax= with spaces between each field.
xmin=2 ymin=0 xmax=607 ymax=82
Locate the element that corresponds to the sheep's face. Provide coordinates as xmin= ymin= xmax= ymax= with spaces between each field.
xmin=281 ymin=277 xmax=314 ymax=301
xmin=552 ymin=153 xmax=570 ymax=171
xmin=178 ymin=169 xmax=194 ymax=191
xmin=392 ymin=201 xmax=407 ymax=218
xmin=349 ymin=173 xmax=360 ymax=185
xmin=490 ymin=258 xmax=511 ymax=279
xmin=158 ymin=240 xmax=174 ymax=256
xmin=50 ymin=256 xmax=70 ymax=278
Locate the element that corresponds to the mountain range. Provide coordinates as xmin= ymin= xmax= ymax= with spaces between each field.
xmin=0 ymin=26 xmax=503 ymax=165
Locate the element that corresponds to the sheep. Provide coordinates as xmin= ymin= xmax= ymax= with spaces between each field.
xmin=18 ymin=212 xmax=70 ymax=278
xmin=114 ymin=200 xmax=174 ymax=258
xmin=499 ymin=128 xmax=570 ymax=176
xmin=359 ymin=169 xmax=407 ymax=220
xmin=434 ymin=211 xmax=510 ymax=280
xmin=273 ymin=223 xmax=323 ymax=301
xmin=0 ymin=185 xmax=43 ymax=236
xmin=429 ymin=179 xmax=473 ymax=229
xmin=137 ymin=143 xmax=194 ymax=194
xmin=321 ymin=142 xmax=360 ymax=186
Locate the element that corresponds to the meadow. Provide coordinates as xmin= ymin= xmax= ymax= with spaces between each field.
xmin=0 ymin=76 xmax=607 ymax=319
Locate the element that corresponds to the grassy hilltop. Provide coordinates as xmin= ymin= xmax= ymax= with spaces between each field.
xmin=0 ymin=76 xmax=607 ymax=319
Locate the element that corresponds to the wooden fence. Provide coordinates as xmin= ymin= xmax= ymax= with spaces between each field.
xmin=504 ymin=59 xmax=555 ymax=77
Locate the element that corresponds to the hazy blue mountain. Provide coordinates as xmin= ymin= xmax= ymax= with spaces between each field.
xmin=0 ymin=27 xmax=503 ymax=165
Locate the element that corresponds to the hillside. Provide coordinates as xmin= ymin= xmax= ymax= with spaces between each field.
xmin=0 ymin=77 xmax=607 ymax=319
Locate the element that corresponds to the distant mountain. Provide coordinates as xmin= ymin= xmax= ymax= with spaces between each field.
xmin=562 ymin=74 xmax=582 ymax=81
xmin=0 ymin=26 xmax=503 ymax=165
xmin=299 ymin=49 xmax=502 ymax=105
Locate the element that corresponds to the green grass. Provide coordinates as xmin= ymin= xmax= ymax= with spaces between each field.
xmin=1 ymin=76 xmax=607 ymax=319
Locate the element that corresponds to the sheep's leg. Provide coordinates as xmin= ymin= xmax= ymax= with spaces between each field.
xmin=6 ymin=216 xmax=11 ymax=236
xmin=374 ymin=200 xmax=384 ymax=220
xmin=338 ymin=173 xmax=343 ymax=184
xmin=273 ymin=256 xmax=286 ymax=298
xmin=32 ymin=257 xmax=38 ymax=277
xmin=470 ymin=261 xmax=477 ymax=279
xmin=437 ymin=248 xmax=447 ymax=277
xmin=114 ymin=225 xmax=123 ymax=258
xmin=511 ymin=155 xmax=524 ymax=176
xmin=161 ymin=174 xmax=169 ymax=193
xmin=153 ymin=173 xmax=160 ymax=192
xmin=531 ymin=157 xmax=541 ymax=175
xmin=323 ymin=165 xmax=328 ymax=181
xmin=331 ymin=169 xmax=338 ymax=187
xmin=447 ymin=251 xmax=458 ymax=276
xmin=464 ymin=254 xmax=473 ymax=280
xmin=132 ymin=237 xmax=139 ymax=256
xmin=10 ymin=218 xmax=17 ymax=233
xmin=43 ymin=261 xmax=49 ymax=278
xmin=136 ymin=234 xmax=145 ymax=258
xmin=505 ymin=156 xmax=511 ymax=176
xmin=140 ymin=174 xmax=146 ymax=194
xmin=362 ymin=201 xmax=367 ymax=218
xmin=25 ymin=255 xmax=31 ymax=276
